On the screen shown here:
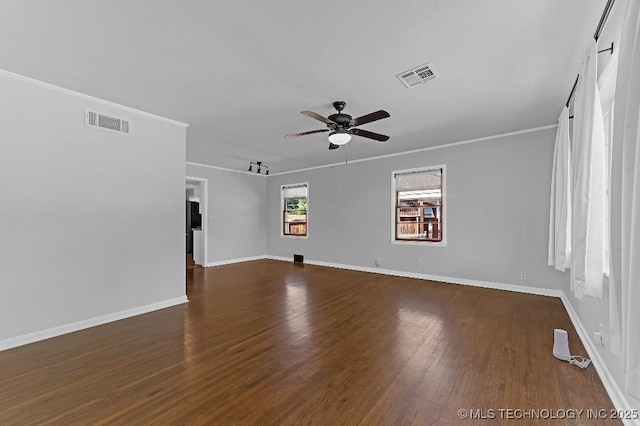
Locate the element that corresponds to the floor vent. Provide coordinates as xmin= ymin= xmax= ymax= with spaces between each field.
xmin=397 ymin=62 xmax=439 ymax=89
xmin=293 ymin=254 xmax=304 ymax=264
xmin=85 ymin=109 xmax=131 ymax=134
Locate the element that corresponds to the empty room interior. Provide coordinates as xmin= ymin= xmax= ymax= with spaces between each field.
xmin=2 ymin=0 xmax=640 ymax=424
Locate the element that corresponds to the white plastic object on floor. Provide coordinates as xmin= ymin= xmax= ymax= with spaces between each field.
xmin=553 ymin=329 xmax=571 ymax=361
xmin=552 ymin=328 xmax=592 ymax=369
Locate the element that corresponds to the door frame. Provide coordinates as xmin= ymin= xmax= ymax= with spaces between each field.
xmin=186 ymin=176 xmax=208 ymax=267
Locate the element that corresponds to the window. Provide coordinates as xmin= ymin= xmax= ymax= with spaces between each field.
xmin=392 ymin=166 xmax=445 ymax=244
xmin=282 ymin=183 xmax=308 ymax=237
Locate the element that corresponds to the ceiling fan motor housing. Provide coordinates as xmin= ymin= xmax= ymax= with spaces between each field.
xmin=327 ymin=113 xmax=352 ymax=127
xmin=328 ymin=101 xmax=352 ymax=128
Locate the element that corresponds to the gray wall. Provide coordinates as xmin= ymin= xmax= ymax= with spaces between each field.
xmin=186 ymin=164 xmax=266 ymax=264
xmin=0 ymin=73 xmax=187 ymax=342
xmin=267 ymin=128 xmax=566 ymax=291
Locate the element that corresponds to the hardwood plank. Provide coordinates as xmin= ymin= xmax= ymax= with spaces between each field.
xmin=0 ymin=260 xmax=618 ymax=424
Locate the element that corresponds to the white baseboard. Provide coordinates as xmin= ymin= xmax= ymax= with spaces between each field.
xmin=0 ymin=296 xmax=188 ymax=352
xmin=265 ymin=255 xmax=561 ymax=297
xmin=206 ymin=255 xmax=267 ymax=267
xmin=560 ymin=294 xmax=638 ymax=426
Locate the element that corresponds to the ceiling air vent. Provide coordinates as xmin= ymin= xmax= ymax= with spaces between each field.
xmin=397 ymin=62 xmax=439 ymax=89
xmin=85 ymin=109 xmax=131 ymax=134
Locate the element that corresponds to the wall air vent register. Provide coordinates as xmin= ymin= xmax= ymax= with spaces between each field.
xmin=85 ymin=109 xmax=131 ymax=134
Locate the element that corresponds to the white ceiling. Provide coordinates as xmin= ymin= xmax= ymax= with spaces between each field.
xmin=0 ymin=0 xmax=607 ymax=174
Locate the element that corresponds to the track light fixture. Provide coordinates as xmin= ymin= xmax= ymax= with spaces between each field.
xmin=248 ymin=161 xmax=269 ymax=175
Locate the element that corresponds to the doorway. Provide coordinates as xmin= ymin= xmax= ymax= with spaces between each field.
xmin=185 ymin=177 xmax=208 ymax=268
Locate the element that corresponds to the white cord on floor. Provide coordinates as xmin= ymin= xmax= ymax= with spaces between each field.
xmin=569 ymin=355 xmax=592 ymax=369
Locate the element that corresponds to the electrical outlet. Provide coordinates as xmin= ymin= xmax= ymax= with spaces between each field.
xmin=520 ymin=272 xmax=527 ymax=281
xmin=416 ymin=257 xmax=422 ymax=267
xmin=375 ymin=258 xmax=382 ymax=267
xmin=598 ymin=323 xmax=605 ymax=346
xmin=594 ymin=331 xmax=604 ymax=345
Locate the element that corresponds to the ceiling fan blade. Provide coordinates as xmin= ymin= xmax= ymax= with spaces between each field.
xmin=350 ymin=110 xmax=390 ymax=127
xmin=328 ymin=143 xmax=340 ymax=150
xmin=351 ymin=128 xmax=390 ymax=142
xmin=284 ymin=129 xmax=330 ymax=138
xmin=301 ymin=111 xmax=334 ymax=124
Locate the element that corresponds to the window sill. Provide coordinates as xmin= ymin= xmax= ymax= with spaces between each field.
xmin=390 ymin=240 xmax=447 ymax=247
xmin=281 ymin=235 xmax=309 ymax=240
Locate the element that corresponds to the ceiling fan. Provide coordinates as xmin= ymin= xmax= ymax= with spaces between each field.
xmin=285 ymin=101 xmax=390 ymax=150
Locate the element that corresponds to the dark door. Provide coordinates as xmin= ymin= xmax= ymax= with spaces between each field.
xmin=186 ymin=201 xmax=192 ymax=254
xmin=186 ymin=201 xmax=201 ymax=254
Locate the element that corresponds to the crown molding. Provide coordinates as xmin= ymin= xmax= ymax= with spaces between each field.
xmin=186 ymin=161 xmax=268 ymax=177
xmin=269 ymin=124 xmax=558 ymax=176
xmin=0 ymin=68 xmax=188 ymax=128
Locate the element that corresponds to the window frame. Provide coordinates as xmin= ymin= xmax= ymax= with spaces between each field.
xmin=281 ymin=182 xmax=309 ymax=239
xmin=391 ymin=165 xmax=447 ymax=247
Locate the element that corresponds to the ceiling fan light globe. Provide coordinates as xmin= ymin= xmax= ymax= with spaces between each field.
xmin=328 ymin=131 xmax=351 ymax=145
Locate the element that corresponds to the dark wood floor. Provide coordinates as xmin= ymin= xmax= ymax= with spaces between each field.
xmin=0 ymin=260 xmax=616 ymax=425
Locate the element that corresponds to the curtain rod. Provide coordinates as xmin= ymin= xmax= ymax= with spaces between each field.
xmin=565 ymin=0 xmax=616 ymax=107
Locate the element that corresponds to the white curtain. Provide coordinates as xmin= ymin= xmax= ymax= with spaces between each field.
xmin=571 ymin=40 xmax=607 ymax=300
xmin=609 ymin=0 xmax=640 ymax=399
xmin=282 ymin=184 xmax=307 ymax=198
xmin=598 ymin=48 xmax=623 ymax=359
xmin=548 ymin=106 xmax=572 ymax=271
xmin=395 ymin=169 xmax=442 ymax=191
